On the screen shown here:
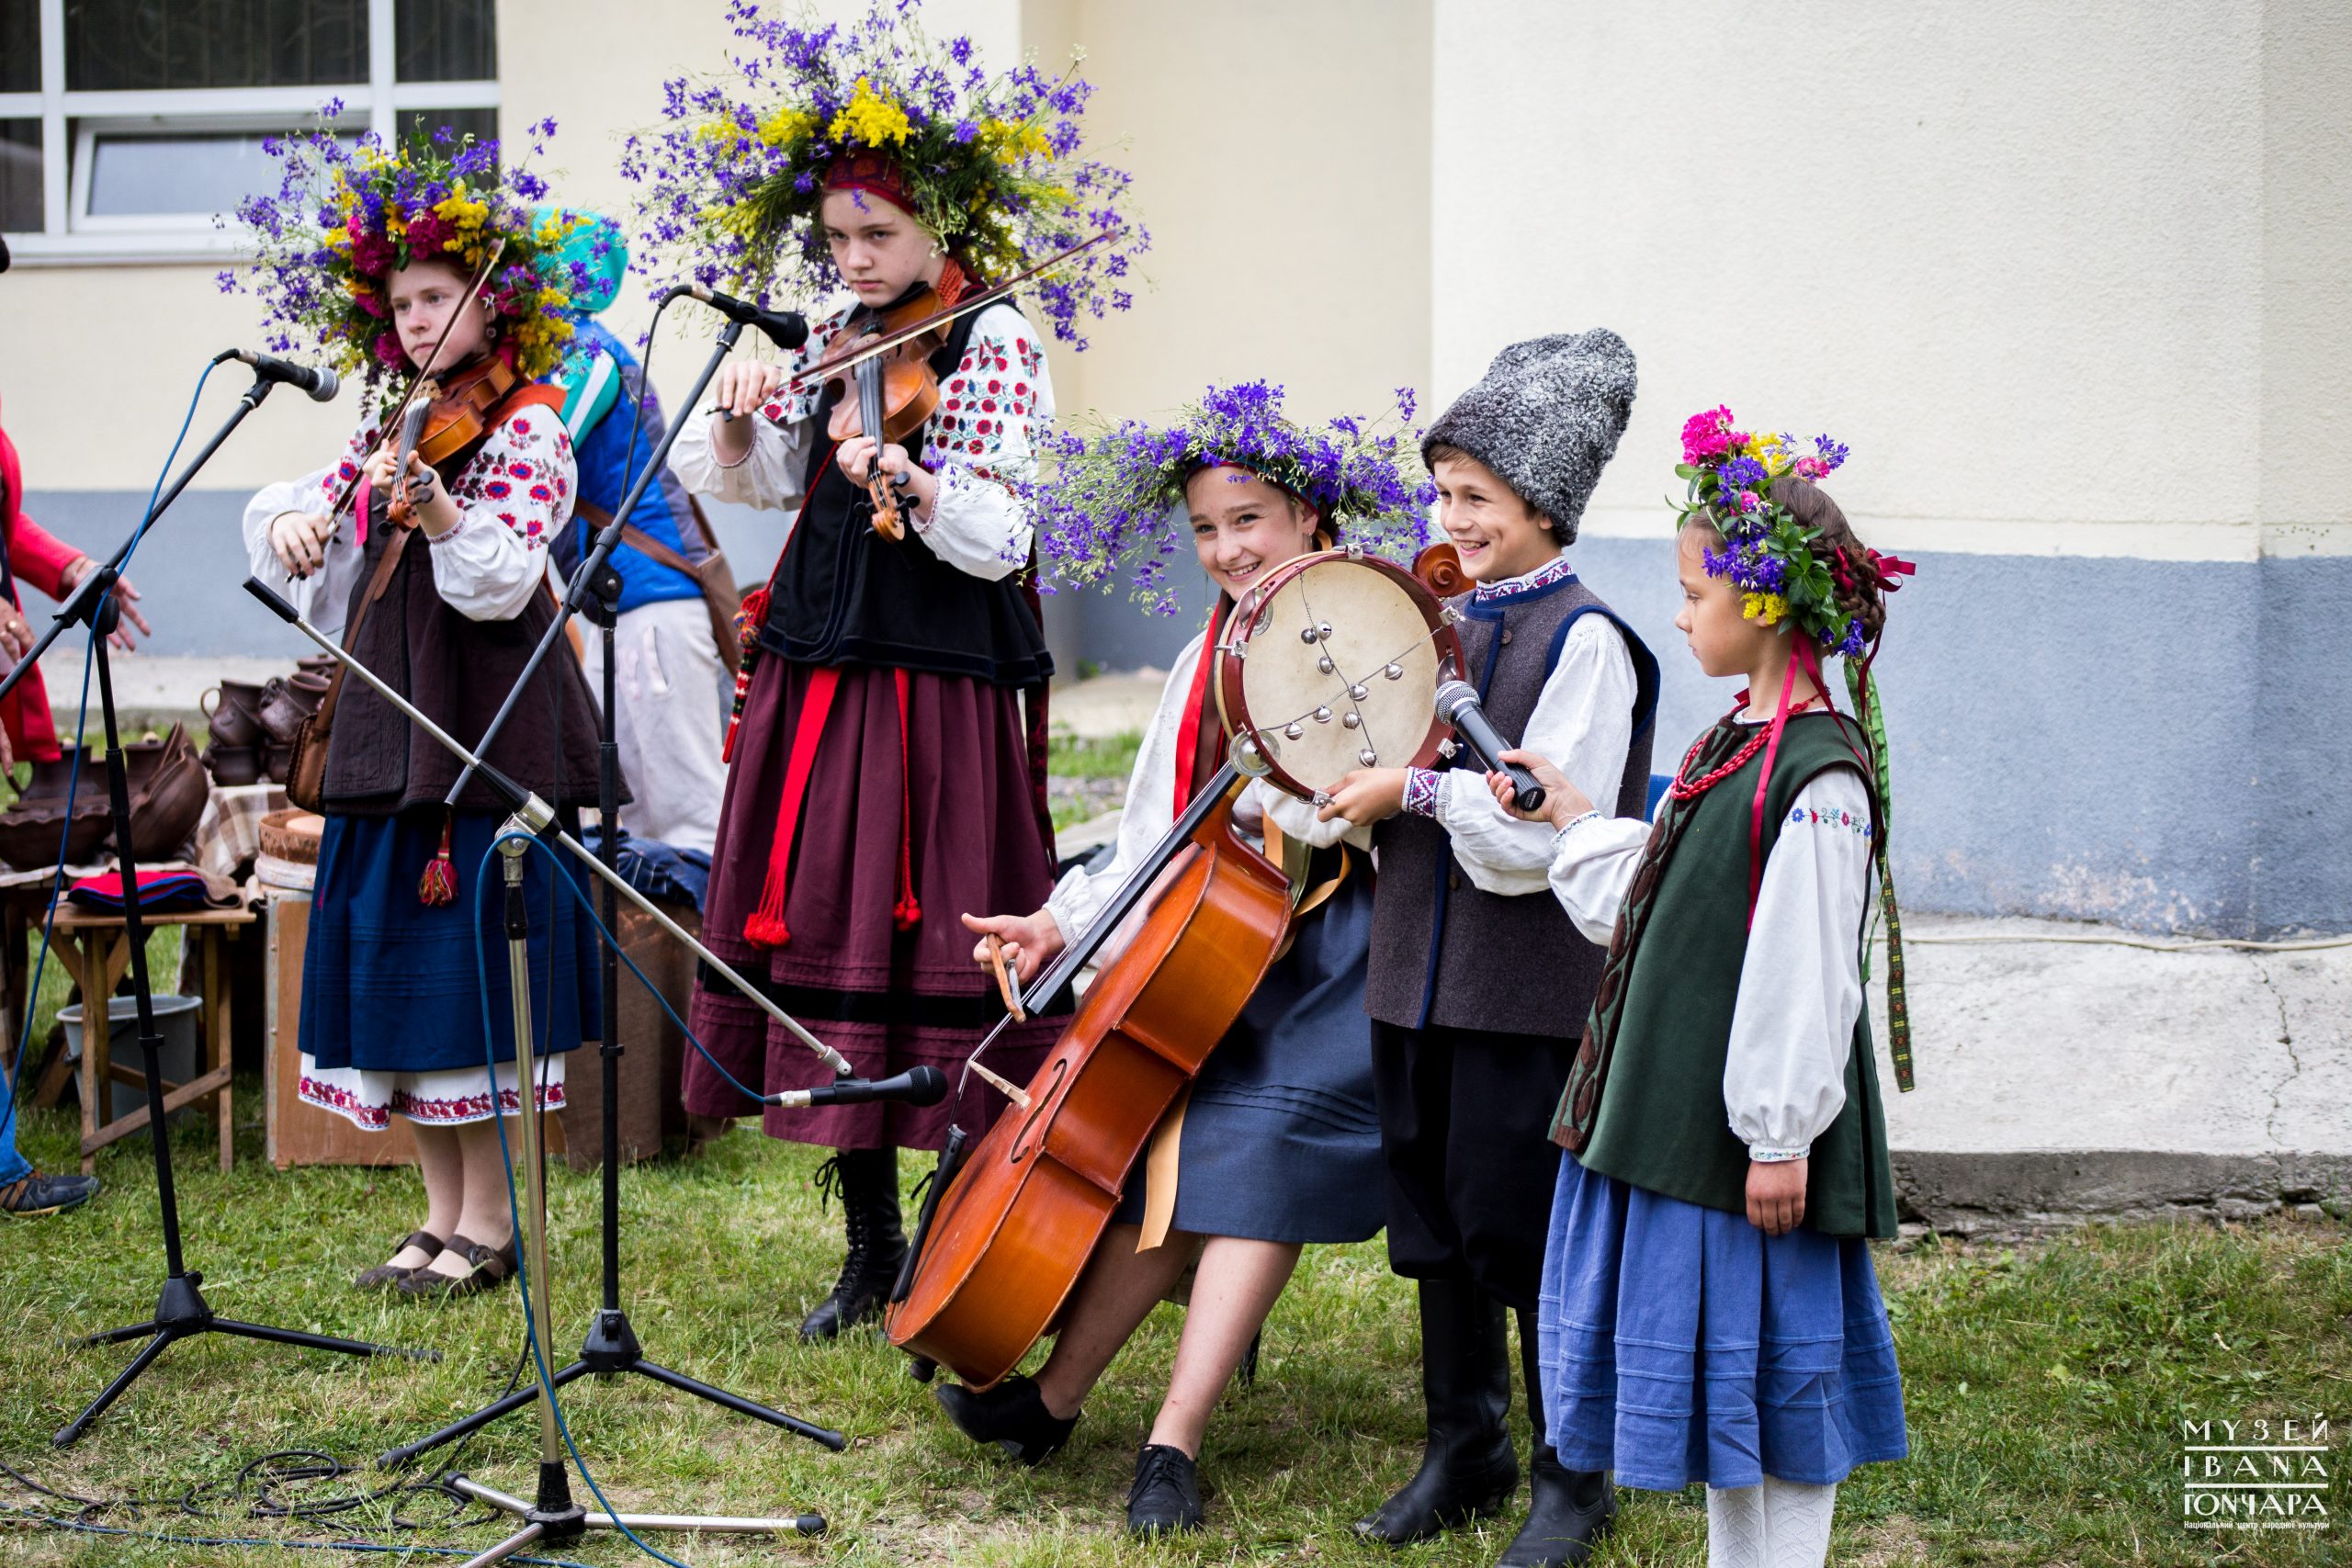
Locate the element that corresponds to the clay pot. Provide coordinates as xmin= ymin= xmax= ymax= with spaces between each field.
xmin=263 ymin=741 xmax=294 ymax=784
xmin=256 ymin=672 xmax=331 ymax=744
xmin=205 ymin=681 xmax=267 ymax=749
xmin=124 ymin=728 xmax=209 ymax=861
xmin=206 ymin=744 xmax=262 ymax=787
xmin=0 ymin=801 xmax=111 ymax=871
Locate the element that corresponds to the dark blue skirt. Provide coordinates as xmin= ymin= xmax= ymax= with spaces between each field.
xmin=1535 ymin=1153 xmax=1908 ymax=1492
xmin=300 ymin=809 xmax=600 ymax=1075
xmin=1113 ymin=851 xmax=1384 ymax=1245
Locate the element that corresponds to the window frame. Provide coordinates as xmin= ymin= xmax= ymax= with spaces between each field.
xmin=0 ymin=0 xmax=497 ymax=265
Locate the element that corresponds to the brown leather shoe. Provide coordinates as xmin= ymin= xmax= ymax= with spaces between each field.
xmin=355 ymin=1228 xmax=445 ymax=1291
xmin=396 ymin=1232 xmax=519 ymax=1299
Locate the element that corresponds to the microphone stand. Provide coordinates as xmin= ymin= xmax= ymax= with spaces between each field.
xmin=237 ymin=579 xmax=848 ymax=1467
xmin=360 ymin=311 xmax=854 ymax=1468
xmin=441 ymin=840 xmax=824 ymax=1564
xmin=0 ymin=372 xmax=430 ymax=1450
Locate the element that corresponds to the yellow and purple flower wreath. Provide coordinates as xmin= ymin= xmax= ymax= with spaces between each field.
xmin=221 ymin=103 xmax=604 ymax=394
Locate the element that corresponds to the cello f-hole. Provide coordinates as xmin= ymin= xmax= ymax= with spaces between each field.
xmin=1008 ymin=1057 xmax=1068 ymax=1165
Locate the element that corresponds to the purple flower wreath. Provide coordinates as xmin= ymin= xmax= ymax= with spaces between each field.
xmin=1674 ymin=405 xmax=1869 ymax=657
xmin=218 ymin=104 xmax=601 ymax=396
xmin=1032 ymin=382 xmax=1436 ymax=614
xmin=622 ymin=0 xmax=1148 ymax=349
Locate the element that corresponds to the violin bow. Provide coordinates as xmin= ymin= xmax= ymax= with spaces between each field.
xmin=778 ymin=228 xmax=1124 ymax=388
xmin=322 ymin=238 xmax=509 ymax=525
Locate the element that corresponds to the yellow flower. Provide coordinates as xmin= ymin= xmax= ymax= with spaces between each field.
xmin=1742 ymin=592 xmax=1789 ymax=626
xmin=322 ymin=225 xmax=353 ymax=254
xmin=1749 ymin=432 xmax=1792 ymax=477
xmin=830 ymin=77 xmax=911 ymax=148
xmin=982 ymin=116 xmax=1053 ymax=165
xmin=433 ymin=182 xmax=491 ymax=235
xmin=758 ymin=107 xmax=815 ymax=148
xmin=385 ymin=209 xmax=407 ymax=240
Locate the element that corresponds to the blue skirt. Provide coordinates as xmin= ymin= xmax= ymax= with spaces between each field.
xmin=1111 ymin=851 xmax=1384 ymax=1245
xmin=1534 ymin=1153 xmax=1907 ymax=1492
xmin=300 ymin=809 xmax=600 ymax=1076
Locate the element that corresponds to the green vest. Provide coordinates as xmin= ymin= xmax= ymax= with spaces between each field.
xmin=1562 ymin=711 xmax=1900 ymax=1239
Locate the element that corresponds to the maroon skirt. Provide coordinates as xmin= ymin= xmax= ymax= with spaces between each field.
xmin=684 ymin=657 xmax=1064 ymax=1150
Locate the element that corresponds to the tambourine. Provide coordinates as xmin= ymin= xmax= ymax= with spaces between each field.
xmin=1214 ymin=548 xmax=1465 ymax=805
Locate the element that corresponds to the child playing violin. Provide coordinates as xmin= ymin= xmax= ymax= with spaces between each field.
xmin=236 ymin=124 xmax=607 ymax=1297
xmin=1485 ymin=412 xmax=1913 ymax=1568
xmin=639 ymin=5 xmax=1145 ymax=1344
xmin=945 ymin=385 xmax=1430 ymax=1536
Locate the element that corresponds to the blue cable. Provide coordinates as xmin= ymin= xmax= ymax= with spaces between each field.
xmin=0 ymin=357 xmax=219 ymax=1159
xmin=468 ymin=832 xmax=697 ymax=1568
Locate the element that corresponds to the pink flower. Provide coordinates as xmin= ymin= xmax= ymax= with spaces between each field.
xmin=1794 ymin=456 xmax=1827 ymax=480
xmin=374 ymin=331 xmax=407 ymax=369
xmin=1680 ymin=405 xmax=1736 ymax=466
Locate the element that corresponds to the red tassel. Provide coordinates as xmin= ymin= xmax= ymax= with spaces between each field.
xmin=743 ymin=666 xmax=841 ymax=950
xmin=723 ymin=588 xmax=771 ymax=765
xmin=891 ymin=669 xmax=921 ymax=931
xmin=418 ymin=815 xmax=458 ymax=907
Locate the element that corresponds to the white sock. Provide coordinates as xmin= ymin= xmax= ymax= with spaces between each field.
xmin=1708 ymin=1479 xmax=1837 ymax=1567
xmin=1706 ymin=1484 xmax=1767 ymax=1568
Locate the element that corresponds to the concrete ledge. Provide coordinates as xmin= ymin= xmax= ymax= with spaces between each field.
xmin=1894 ymin=1149 xmax=2352 ymax=1236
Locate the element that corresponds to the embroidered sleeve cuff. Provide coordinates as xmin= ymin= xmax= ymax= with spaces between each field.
xmin=1552 ymin=810 xmax=1602 ymax=848
xmin=1747 ymin=1141 xmax=1812 ymax=1163
xmin=1403 ymin=768 xmax=1442 ymax=818
xmin=425 ymin=517 xmax=466 ymax=546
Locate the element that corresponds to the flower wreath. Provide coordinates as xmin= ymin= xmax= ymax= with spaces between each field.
xmin=223 ymin=105 xmax=600 ymax=391
xmin=1030 ymin=382 xmax=1435 ymax=613
xmin=623 ymin=0 xmax=1147 ymax=348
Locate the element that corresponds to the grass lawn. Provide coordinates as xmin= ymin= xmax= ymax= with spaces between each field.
xmin=0 ymin=1084 xmax=2344 ymax=1565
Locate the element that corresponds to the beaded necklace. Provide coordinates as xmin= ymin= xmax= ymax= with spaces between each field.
xmin=1666 ymin=695 xmax=1818 ymax=802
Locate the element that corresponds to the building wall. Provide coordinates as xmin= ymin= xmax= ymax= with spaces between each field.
xmin=1429 ymin=0 xmax=2348 ymax=936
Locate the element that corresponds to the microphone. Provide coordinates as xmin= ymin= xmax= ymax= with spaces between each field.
xmin=217 ymin=348 xmax=340 ymax=403
xmin=1434 ymin=679 xmax=1547 ymax=814
xmin=767 ymin=1066 xmax=947 ymax=1110
xmin=664 ymin=282 xmax=810 ymax=350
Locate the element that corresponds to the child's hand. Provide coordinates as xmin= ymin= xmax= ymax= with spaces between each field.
xmin=960 ymin=909 xmax=1063 ymax=986
xmin=269 ymin=511 xmax=337 ymax=579
xmin=1746 ymin=1157 xmax=1807 ymax=1236
xmin=710 ymin=361 xmax=787 ymax=464
xmin=1488 ymin=749 xmax=1592 ymax=829
xmin=1317 ymin=767 xmax=1408 ymax=826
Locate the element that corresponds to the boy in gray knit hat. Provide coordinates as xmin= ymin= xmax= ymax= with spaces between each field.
xmin=1321 ymin=329 xmax=1656 ymax=1568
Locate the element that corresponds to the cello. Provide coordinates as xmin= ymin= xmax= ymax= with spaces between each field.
xmin=886 ymin=751 xmax=1291 ymax=1388
xmin=887 ymin=543 xmax=1469 ymax=1389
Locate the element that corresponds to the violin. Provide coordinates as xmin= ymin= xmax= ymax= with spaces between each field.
xmin=815 ymin=284 xmax=951 ymax=542
xmin=385 ymin=355 xmax=520 ymax=526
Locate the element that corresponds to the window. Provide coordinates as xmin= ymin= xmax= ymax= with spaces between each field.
xmin=0 ymin=0 xmax=497 ymax=261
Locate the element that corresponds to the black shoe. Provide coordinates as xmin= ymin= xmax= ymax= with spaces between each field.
xmin=934 ymin=1374 xmax=1080 ymax=1466
xmin=1126 ymin=1443 xmax=1204 ymax=1538
xmin=799 ymin=1148 xmax=908 ymax=1341
xmin=1355 ymin=1280 xmax=1520 ymax=1544
xmin=1497 ymin=1448 xmax=1615 ymax=1566
xmin=0 ymin=1168 xmax=98 ymax=1218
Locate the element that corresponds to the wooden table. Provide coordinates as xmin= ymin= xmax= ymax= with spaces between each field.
xmin=49 ymin=902 xmax=256 ymax=1176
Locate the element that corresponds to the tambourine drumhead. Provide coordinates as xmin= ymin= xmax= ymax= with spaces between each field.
xmin=1215 ymin=551 xmax=1462 ymax=803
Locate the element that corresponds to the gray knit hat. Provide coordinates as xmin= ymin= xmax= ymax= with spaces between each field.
xmin=1421 ymin=329 xmax=1637 ymax=544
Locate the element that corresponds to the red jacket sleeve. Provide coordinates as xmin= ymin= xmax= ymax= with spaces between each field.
xmin=0 ymin=420 xmax=84 ymax=602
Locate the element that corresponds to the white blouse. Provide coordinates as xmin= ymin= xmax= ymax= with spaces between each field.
xmin=1046 ymin=626 xmax=1370 ymax=951
xmin=668 ymin=299 xmax=1050 ymax=583
xmin=1398 ymin=553 xmax=1638 ymax=896
xmin=1544 ymin=750 xmax=1874 ymax=1163
xmin=243 ymin=403 xmax=573 ymax=635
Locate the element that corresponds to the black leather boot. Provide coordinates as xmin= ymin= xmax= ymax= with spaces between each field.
xmin=934 ymin=1373 xmax=1080 ymax=1465
xmin=1355 ymin=1280 xmax=1521 ymax=1543
xmin=1498 ymin=1307 xmax=1615 ymax=1566
xmin=798 ymin=1148 xmax=907 ymax=1341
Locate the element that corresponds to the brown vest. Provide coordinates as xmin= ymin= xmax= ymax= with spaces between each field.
xmin=1364 ymin=574 xmax=1657 ymax=1038
xmin=323 ymin=463 xmax=608 ymax=817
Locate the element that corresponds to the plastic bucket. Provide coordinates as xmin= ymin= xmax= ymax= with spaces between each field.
xmin=60 ymin=994 xmax=205 ymax=1125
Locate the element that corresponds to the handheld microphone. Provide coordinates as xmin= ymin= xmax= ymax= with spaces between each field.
xmin=1434 ymin=679 xmax=1547 ymax=814
xmin=664 ymin=282 xmax=810 ymax=351
xmin=767 ymin=1066 xmax=947 ymax=1110
xmin=217 ymin=348 xmax=340 ymax=403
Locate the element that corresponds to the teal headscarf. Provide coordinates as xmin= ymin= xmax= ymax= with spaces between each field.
xmin=536 ymin=206 xmax=628 ymax=317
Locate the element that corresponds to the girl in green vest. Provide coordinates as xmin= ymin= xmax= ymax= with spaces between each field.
xmin=1489 ymin=410 xmax=1917 ymax=1567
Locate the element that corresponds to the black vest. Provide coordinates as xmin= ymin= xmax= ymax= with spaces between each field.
xmin=324 ymin=433 xmax=608 ymax=818
xmin=758 ymin=299 xmax=1053 ymax=688
xmin=1365 ymin=573 xmax=1658 ymax=1038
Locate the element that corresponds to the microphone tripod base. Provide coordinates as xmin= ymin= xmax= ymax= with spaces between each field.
xmin=448 ymin=1472 xmax=825 ymax=1565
